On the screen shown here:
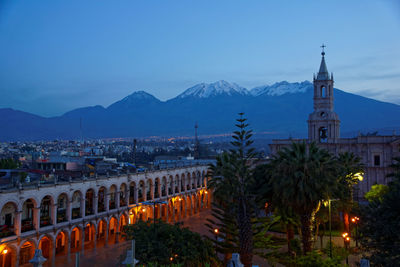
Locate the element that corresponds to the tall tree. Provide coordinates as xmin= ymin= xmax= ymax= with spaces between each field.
xmin=359 ymin=157 xmax=400 ymax=266
xmin=267 ymin=142 xmax=337 ymax=254
xmin=208 ymin=113 xmax=257 ymax=267
xmin=334 ymin=152 xmax=364 ymax=232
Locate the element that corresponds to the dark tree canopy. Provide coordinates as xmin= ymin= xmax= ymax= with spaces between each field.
xmin=359 ymin=157 xmax=400 ymax=266
xmin=122 ymin=220 xmax=216 ymax=266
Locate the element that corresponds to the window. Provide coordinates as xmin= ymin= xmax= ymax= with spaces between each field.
xmin=319 ymin=127 xmax=328 ymax=143
xmin=374 ymin=155 xmax=380 ymax=166
xmin=321 ymin=86 xmax=326 ymax=98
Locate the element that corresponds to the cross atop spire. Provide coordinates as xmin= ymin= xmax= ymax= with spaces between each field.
xmin=320 ymin=44 xmax=326 ymax=56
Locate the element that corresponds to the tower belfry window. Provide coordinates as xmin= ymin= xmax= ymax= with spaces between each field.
xmin=321 ymin=86 xmax=326 ymax=98
xmin=319 ymin=127 xmax=328 ymax=143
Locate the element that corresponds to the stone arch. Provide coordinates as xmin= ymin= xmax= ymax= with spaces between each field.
xmin=109 ymin=184 xmax=117 ymax=210
xmin=161 ymin=176 xmax=167 ymax=197
xmin=180 ymin=173 xmax=185 ymax=192
xmin=21 ymin=198 xmax=37 ymax=232
xmin=185 ymin=196 xmax=192 ymax=216
xmin=98 ymin=186 xmax=107 ymax=213
xmin=168 ymin=175 xmax=174 ymax=195
xmin=19 ymin=240 xmax=36 ymax=266
xmin=108 ymin=216 xmax=118 ymax=245
xmin=202 ymin=170 xmax=206 ymax=187
xmin=119 ymin=213 xmax=128 ymax=241
xmin=120 ymin=183 xmax=128 ymax=207
xmin=71 ymin=190 xmax=82 ymax=219
xmin=70 ymin=226 xmax=83 ymax=253
xmin=129 ymin=181 xmax=136 ymax=205
xmin=138 ymin=180 xmax=145 ymax=202
xmin=154 ymin=177 xmax=160 ymax=199
xmin=96 ymin=219 xmax=108 ymax=247
xmin=191 ymin=172 xmax=196 ymax=189
xmin=168 ymin=199 xmax=174 ymax=223
xmin=56 ymin=193 xmax=68 ymax=223
xmin=0 ymin=201 xmax=18 ymax=237
xmin=186 ymin=173 xmax=191 ymax=190
xmin=55 ymin=230 xmax=69 ymax=256
xmin=146 ymin=179 xmax=153 ymax=200
xmin=196 ymin=171 xmax=201 ymax=188
xmin=321 ymin=85 xmax=326 ymax=98
xmin=128 ymin=208 xmax=137 ymax=224
xmin=40 ymin=195 xmax=54 ymax=227
xmin=84 ymin=222 xmax=96 ymax=250
xmin=18 ymin=196 xmax=39 ymax=211
xmin=85 ymin=188 xmax=95 ymax=216
xmin=38 ymin=234 xmax=54 ymax=262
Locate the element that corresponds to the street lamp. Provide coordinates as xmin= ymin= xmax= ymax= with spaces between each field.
xmin=2 ymin=249 xmax=8 ymax=267
xmin=324 ymin=198 xmax=338 ymax=258
xmin=342 ymin=232 xmax=350 ymax=265
xmin=351 ymin=216 xmax=360 ymax=247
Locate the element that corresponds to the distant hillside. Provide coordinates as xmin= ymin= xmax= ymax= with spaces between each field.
xmin=1 ymin=80 xmax=400 ymax=141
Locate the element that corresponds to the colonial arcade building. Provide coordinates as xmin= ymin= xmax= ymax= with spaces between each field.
xmin=0 ymin=165 xmax=210 ymax=267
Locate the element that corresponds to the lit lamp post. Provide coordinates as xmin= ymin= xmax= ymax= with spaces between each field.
xmin=351 ymin=216 xmax=360 ymax=247
xmin=342 ymin=232 xmax=350 ymax=265
xmin=323 ymin=198 xmax=338 ymax=258
xmin=2 ymin=249 xmax=8 ymax=267
xmin=214 ymin=228 xmax=219 ymax=254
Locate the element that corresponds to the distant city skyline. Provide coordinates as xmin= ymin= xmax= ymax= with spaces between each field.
xmin=0 ymin=0 xmax=400 ymax=116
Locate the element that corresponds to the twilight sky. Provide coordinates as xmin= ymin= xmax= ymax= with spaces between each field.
xmin=0 ymin=0 xmax=400 ymax=117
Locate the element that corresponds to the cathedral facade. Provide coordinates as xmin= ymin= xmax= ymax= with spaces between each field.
xmin=270 ymin=49 xmax=400 ymax=198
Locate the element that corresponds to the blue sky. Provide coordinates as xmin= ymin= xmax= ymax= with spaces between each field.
xmin=0 ymin=0 xmax=399 ymax=116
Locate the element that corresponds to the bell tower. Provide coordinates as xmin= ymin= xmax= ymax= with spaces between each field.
xmin=308 ymin=45 xmax=340 ymax=143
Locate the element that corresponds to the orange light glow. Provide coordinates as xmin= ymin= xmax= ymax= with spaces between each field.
xmin=214 ymin=228 xmax=219 ymax=234
xmin=170 ymin=257 xmax=173 ymax=261
xmin=342 ymin=232 xmax=348 ymax=238
xmin=142 ymin=208 xmax=146 ymax=212
xmin=2 ymin=249 xmax=8 ymax=254
xmin=346 ymin=237 xmax=350 ymax=242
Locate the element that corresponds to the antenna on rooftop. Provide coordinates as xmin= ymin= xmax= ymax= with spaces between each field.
xmin=194 ymin=122 xmax=200 ymax=159
xmin=80 ymin=117 xmax=83 ymax=143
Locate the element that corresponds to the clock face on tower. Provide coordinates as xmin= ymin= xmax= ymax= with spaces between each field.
xmin=320 ymin=111 xmax=327 ymax=118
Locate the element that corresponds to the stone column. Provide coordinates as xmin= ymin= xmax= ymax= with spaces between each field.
xmin=34 ymin=207 xmax=40 ymax=231
xmin=116 ymin=191 xmax=120 ymax=210
xmin=81 ymin=227 xmax=85 ymax=255
xmin=15 ymin=246 xmax=20 ymax=267
xmin=150 ymin=184 xmax=154 ymax=200
xmin=105 ymin=193 xmax=109 ymax=212
xmin=158 ymin=204 xmax=162 ymax=219
xmin=80 ymin=196 xmax=85 ymax=218
xmin=67 ymin=201 xmax=72 ymax=223
xmin=15 ymin=210 xmax=21 ymax=236
xmin=104 ymin=222 xmax=109 ymax=248
xmin=125 ymin=189 xmax=129 ymax=206
xmin=143 ymin=185 xmax=147 ymax=202
xmin=134 ymin=187 xmax=138 ymax=204
xmin=94 ymin=195 xmax=98 ymax=216
xmin=67 ymin=237 xmax=71 ymax=264
xmin=51 ymin=204 xmax=57 ymax=226
xmin=52 ymin=239 xmax=56 ymax=267
xmin=171 ymin=202 xmax=175 ymax=223
xmin=93 ymin=228 xmax=97 ymax=251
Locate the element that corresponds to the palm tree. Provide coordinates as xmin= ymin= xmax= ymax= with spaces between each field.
xmin=335 ymin=152 xmax=364 ymax=233
xmin=208 ymin=113 xmax=257 ymax=267
xmin=267 ymin=141 xmax=337 ymax=254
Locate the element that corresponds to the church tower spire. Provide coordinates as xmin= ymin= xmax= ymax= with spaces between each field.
xmin=307 ymin=45 xmax=340 ymax=143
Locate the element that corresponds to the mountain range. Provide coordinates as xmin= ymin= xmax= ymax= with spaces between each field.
xmin=1 ymin=80 xmax=400 ymax=141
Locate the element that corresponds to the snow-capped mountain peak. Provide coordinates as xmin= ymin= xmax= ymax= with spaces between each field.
xmin=250 ymin=81 xmax=312 ymax=96
xmin=177 ymin=80 xmax=250 ymax=98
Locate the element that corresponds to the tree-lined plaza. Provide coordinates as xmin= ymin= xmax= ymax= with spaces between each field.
xmin=120 ymin=113 xmax=399 ymax=267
